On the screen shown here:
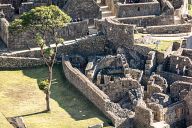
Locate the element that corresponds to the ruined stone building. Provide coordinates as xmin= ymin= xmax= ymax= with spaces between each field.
xmin=0 ymin=0 xmax=192 ymax=128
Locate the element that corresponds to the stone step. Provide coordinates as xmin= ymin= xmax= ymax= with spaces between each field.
xmin=100 ymin=5 xmax=109 ymax=12
xmin=101 ymin=15 xmax=116 ymax=20
xmin=174 ymin=16 xmax=181 ymax=24
xmin=102 ymin=11 xmax=113 ymax=18
xmin=88 ymin=25 xmax=98 ymax=34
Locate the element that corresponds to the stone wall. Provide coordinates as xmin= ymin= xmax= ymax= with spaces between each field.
xmin=19 ymin=2 xmax=34 ymax=14
xmin=0 ymin=0 xmax=24 ymax=12
xmin=0 ymin=4 xmax=14 ymax=21
xmin=8 ymin=20 xmax=89 ymax=50
xmin=116 ymin=0 xmax=160 ymax=18
xmin=0 ymin=18 xmax=9 ymax=47
xmin=145 ymin=51 xmax=156 ymax=75
xmin=19 ymin=2 xmax=48 ymax=14
xmin=146 ymin=24 xmax=191 ymax=34
xmin=170 ymin=81 xmax=192 ymax=101
xmin=63 ymin=0 xmax=101 ymax=20
xmin=184 ymin=91 xmax=192 ymax=126
xmin=171 ymin=0 xmax=184 ymax=9
xmin=164 ymin=101 xmax=186 ymax=126
xmin=0 ymin=56 xmax=44 ymax=69
xmin=118 ymin=15 xmax=174 ymax=27
xmin=182 ymin=48 xmax=192 ymax=59
xmin=157 ymin=71 xmax=192 ymax=85
xmin=3 ymin=35 xmax=107 ymax=58
xmin=104 ymin=18 xmax=135 ymax=48
xmin=105 ymin=0 xmax=117 ymax=15
xmin=159 ymin=0 xmax=174 ymax=15
xmin=169 ymin=55 xmax=192 ymax=77
xmin=134 ymin=105 xmax=154 ymax=128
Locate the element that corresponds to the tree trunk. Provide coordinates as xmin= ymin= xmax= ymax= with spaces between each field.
xmin=45 ymin=66 xmax=53 ymax=112
xmin=45 ymin=90 xmax=51 ymax=111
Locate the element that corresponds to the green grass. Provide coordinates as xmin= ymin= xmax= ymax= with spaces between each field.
xmin=0 ymin=65 xmax=111 ymax=128
xmin=189 ymin=4 xmax=192 ymax=15
xmin=0 ymin=113 xmax=13 ymax=128
xmin=136 ymin=40 xmax=179 ymax=52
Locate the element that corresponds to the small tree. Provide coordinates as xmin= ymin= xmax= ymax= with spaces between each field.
xmin=10 ymin=5 xmax=71 ymax=112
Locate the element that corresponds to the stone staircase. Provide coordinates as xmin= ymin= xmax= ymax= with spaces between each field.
xmin=87 ymin=1 xmax=115 ymax=34
xmin=100 ymin=5 xmax=115 ymax=19
xmin=96 ymin=0 xmax=115 ymax=19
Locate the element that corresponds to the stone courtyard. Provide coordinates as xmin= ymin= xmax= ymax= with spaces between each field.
xmin=1 ymin=0 xmax=192 ymax=128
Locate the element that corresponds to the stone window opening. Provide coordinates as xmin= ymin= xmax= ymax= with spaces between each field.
xmin=181 ymin=109 xmax=184 ymax=115
xmin=100 ymin=75 xmax=105 ymax=84
xmin=110 ymin=76 xmax=114 ymax=81
xmin=137 ymin=7 xmax=140 ymax=11
xmin=153 ymin=111 xmax=158 ymax=121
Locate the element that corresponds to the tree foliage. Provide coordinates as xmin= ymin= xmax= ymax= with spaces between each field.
xmin=10 ymin=5 xmax=71 ymax=32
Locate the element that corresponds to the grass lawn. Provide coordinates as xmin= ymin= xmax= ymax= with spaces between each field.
xmin=0 ymin=113 xmax=13 ymax=128
xmin=136 ymin=40 xmax=181 ymax=53
xmin=0 ymin=64 xmax=111 ymax=128
xmin=189 ymin=4 xmax=192 ymax=16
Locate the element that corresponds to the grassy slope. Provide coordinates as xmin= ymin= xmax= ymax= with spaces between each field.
xmin=0 ymin=65 xmax=111 ymax=128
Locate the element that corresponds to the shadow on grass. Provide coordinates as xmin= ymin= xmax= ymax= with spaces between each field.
xmin=22 ymin=64 xmax=111 ymax=125
xmin=15 ymin=110 xmax=48 ymax=117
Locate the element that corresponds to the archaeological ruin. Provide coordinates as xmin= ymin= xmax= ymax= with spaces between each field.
xmin=1 ymin=0 xmax=192 ymax=128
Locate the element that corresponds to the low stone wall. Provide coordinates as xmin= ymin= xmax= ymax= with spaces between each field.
xmin=118 ymin=15 xmax=174 ymax=27
xmin=146 ymin=24 xmax=191 ymax=34
xmin=4 ymin=35 xmax=107 ymax=58
xmin=157 ymin=71 xmax=192 ymax=85
xmin=8 ymin=20 xmax=89 ymax=50
xmin=116 ymin=1 xmax=160 ymax=18
xmin=0 ymin=56 xmax=44 ymax=69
